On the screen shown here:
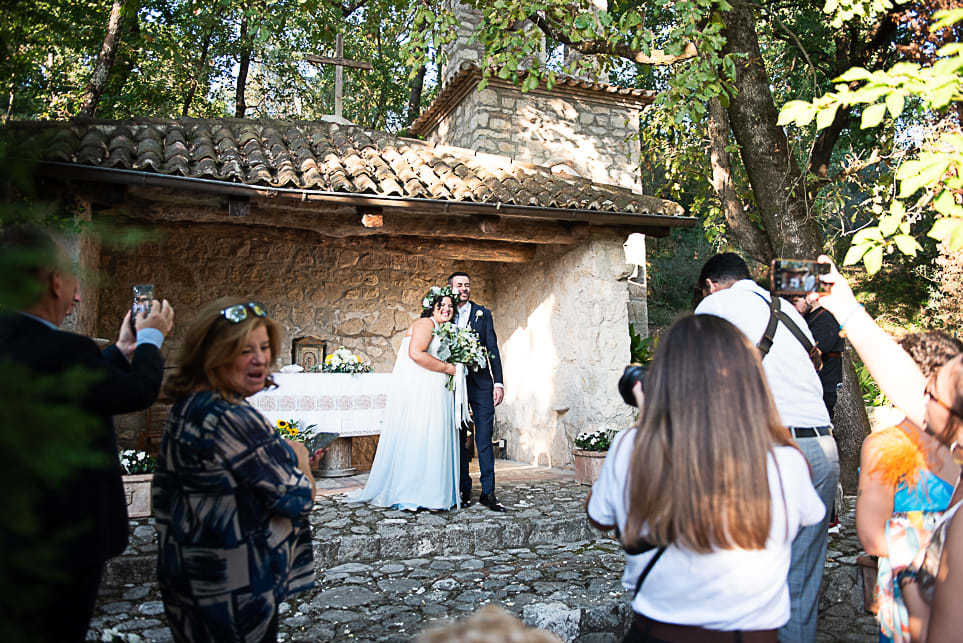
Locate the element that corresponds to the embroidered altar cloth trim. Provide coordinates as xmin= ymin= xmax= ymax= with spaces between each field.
xmin=248 ymin=373 xmax=391 ymax=437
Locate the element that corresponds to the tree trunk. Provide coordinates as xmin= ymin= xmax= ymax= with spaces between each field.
xmin=405 ymin=64 xmax=426 ymax=127
xmin=235 ymin=15 xmax=250 ymax=118
xmin=707 ymin=96 xmax=772 ymax=263
xmin=835 ymin=346 xmax=870 ymax=493
xmin=183 ymin=13 xmax=218 ymax=116
xmin=78 ymin=0 xmax=128 ymax=117
xmin=720 ymin=0 xmax=823 ymax=258
xmin=720 ymin=0 xmax=870 ymax=490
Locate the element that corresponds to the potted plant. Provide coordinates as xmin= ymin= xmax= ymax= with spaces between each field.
xmin=120 ymin=449 xmax=155 ymax=518
xmin=573 ymin=429 xmax=615 ymax=486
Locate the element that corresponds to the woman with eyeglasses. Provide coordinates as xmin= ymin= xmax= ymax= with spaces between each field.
xmin=816 ymin=257 xmax=963 ymax=642
xmin=152 ymin=297 xmax=318 ymax=643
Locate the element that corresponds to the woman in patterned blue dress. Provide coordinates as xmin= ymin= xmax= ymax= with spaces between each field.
xmin=152 ymin=298 xmax=318 ymax=643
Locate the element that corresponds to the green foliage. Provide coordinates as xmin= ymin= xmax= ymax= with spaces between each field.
xmin=645 ymin=225 xmax=714 ymax=329
xmin=629 ymin=324 xmax=657 ymax=365
xmin=0 ymin=0 xmax=436 ymax=129
xmin=853 ymin=356 xmax=888 ymax=406
xmin=778 ymin=8 xmax=963 ymax=275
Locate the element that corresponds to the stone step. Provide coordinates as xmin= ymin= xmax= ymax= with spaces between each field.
xmin=92 ymin=537 xmax=633 ymax=642
xmin=94 ymin=469 xmax=637 ymax=642
xmin=104 ymin=472 xmax=596 ymax=589
xmin=91 ymin=470 xmax=879 ymax=642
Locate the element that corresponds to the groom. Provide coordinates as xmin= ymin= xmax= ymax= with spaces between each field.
xmin=449 ymin=271 xmax=506 ymax=512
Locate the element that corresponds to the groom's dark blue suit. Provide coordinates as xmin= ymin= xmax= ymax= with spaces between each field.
xmin=461 ymin=301 xmax=503 ymax=498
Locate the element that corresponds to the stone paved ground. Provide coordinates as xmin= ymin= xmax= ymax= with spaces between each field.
xmin=89 ymin=462 xmax=878 ymax=642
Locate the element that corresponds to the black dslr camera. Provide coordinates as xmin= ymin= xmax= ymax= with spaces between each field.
xmin=618 ymin=364 xmax=646 ymax=407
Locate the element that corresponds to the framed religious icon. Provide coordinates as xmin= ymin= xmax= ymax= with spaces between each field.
xmin=292 ymin=336 xmax=326 ymax=373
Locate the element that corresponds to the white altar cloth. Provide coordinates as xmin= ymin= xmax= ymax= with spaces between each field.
xmin=248 ymin=373 xmax=391 ymax=437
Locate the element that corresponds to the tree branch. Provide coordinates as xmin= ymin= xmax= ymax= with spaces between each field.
xmin=527 ymin=13 xmax=697 ymax=66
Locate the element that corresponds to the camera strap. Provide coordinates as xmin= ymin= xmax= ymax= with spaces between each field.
xmin=754 ymin=293 xmax=823 ymax=372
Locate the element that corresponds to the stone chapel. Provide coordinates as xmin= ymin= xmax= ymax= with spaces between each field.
xmin=10 ymin=1 xmax=692 ymax=469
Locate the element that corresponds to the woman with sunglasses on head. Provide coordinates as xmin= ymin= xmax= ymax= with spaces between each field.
xmin=152 ymin=297 xmax=318 ymax=643
xmin=816 ymin=257 xmax=963 ymax=642
xmin=587 ymin=314 xmax=825 ymax=642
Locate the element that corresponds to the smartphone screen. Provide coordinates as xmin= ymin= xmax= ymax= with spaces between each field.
xmin=770 ymin=260 xmax=829 ymax=296
xmin=131 ymin=284 xmax=154 ymax=333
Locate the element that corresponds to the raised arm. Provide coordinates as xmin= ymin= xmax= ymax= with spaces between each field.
xmin=408 ymin=319 xmax=456 ymax=375
xmin=817 ymin=257 xmax=927 ymax=427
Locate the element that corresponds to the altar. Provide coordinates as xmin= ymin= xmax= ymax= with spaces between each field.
xmin=249 ymin=373 xmax=392 ymax=475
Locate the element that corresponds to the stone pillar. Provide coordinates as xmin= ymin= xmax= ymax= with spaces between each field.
xmin=623 ymin=233 xmax=647 ymax=337
xmin=440 ymin=0 xmax=485 ymax=87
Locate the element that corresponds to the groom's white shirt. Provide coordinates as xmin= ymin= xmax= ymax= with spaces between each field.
xmin=455 ymin=302 xmax=471 ymax=329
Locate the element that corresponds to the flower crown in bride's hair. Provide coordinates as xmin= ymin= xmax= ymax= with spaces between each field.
xmin=421 ymin=285 xmax=455 ymax=313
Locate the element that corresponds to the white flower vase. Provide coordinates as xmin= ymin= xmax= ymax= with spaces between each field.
xmin=573 ymin=449 xmax=606 ymax=486
xmin=122 ymin=474 xmax=153 ymax=518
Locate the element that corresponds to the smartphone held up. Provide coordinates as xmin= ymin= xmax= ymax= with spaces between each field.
xmin=770 ymin=259 xmax=829 ymax=296
xmin=131 ymin=284 xmax=154 ymax=333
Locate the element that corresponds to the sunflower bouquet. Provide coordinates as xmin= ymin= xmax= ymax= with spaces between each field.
xmin=274 ymin=418 xmax=317 ymax=442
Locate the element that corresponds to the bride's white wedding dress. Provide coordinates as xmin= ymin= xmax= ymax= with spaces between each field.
xmin=348 ymin=320 xmax=459 ymax=510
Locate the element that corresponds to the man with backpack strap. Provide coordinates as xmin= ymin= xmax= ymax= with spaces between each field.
xmin=695 ymin=252 xmax=839 ymax=643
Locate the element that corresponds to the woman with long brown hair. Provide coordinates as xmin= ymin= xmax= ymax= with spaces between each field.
xmin=587 ymin=314 xmax=825 ymax=642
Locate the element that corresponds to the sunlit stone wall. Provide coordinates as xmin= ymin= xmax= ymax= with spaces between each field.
xmin=491 ymin=230 xmax=636 ymax=468
xmin=426 ymin=84 xmax=643 ymax=192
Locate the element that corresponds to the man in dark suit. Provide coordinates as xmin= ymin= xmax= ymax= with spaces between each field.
xmin=0 ymin=225 xmax=174 ymax=641
xmin=449 ymin=271 xmax=506 ymax=512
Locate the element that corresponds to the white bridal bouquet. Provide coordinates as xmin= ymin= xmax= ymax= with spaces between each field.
xmin=322 ymin=347 xmax=372 ymax=374
xmin=433 ymin=323 xmax=488 ymax=390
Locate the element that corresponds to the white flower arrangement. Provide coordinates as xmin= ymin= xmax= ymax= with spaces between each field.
xmin=120 ymin=449 xmax=155 ymax=475
xmin=432 ymin=323 xmax=489 ymax=390
xmin=475 ymin=309 xmax=483 ymax=320
xmin=575 ymin=429 xmax=615 ymax=452
xmin=322 ymin=346 xmax=372 ymax=374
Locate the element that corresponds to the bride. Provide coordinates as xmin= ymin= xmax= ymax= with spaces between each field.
xmin=348 ymin=287 xmax=460 ymax=510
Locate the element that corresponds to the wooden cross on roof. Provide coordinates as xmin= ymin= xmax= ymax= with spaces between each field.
xmin=305 ymin=34 xmax=373 ymax=120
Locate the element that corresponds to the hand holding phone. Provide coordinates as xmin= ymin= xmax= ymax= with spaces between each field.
xmin=770 ymin=259 xmax=830 ymax=296
xmin=130 ymin=284 xmax=154 ymax=333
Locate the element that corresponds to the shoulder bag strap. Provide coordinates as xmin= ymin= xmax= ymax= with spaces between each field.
xmin=752 ymin=293 xmax=821 ymax=368
xmin=633 ymin=546 xmax=667 ymax=599
xmin=754 ymin=292 xmax=779 ymax=358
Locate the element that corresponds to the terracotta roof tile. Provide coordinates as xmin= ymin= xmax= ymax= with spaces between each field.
xmin=10 ymin=117 xmax=684 ymax=218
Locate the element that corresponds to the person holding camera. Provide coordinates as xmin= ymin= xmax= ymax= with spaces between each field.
xmin=587 ymin=314 xmax=824 ymax=642
xmin=0 ymin=225 xmax=174 ymax=641
xmin=694 ymin=252 xmax=837 ymax=642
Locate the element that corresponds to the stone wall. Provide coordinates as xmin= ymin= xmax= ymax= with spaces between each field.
xmin=426 ymin=84 xmax=642 ymax=192
xmin=96 ymin=224 xmax=493 ymax=447
xmin=491 ymin=230 xmax=636 ymax=468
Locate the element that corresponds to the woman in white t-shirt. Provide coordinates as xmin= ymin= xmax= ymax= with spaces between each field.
xmin=587 ymin=314 xmax=825 ymax=642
